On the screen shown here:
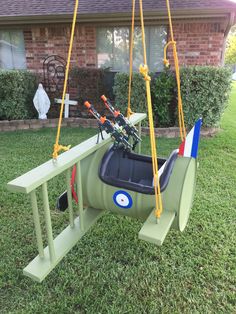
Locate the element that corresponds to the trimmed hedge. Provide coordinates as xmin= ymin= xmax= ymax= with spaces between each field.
xmin=70 ymin=67 xmax=109 ymax=107
xmin=113 ymin=72 xmax=147 ymax=116
xmin=113 ymin=71 xmax=177 ymax=127
xmin=180 ymin=66 xmax=232 ymax=127
xmin=151 ymin=71 xmax=176 ymax=127
xmin=113 ymin=66 xmax=232 ymax=128
xmin=0 ymin=70 xmax=38 ymax=120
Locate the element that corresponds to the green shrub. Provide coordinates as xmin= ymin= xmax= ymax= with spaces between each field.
xmin=180 ymin=66 xmax=232 ymax=127
xmin=0 ymin=70 xmax=38 ymax=120
xmin=113 ymin=72 xmax=147 ymax=116
xmin=113 ymin=66 xmax=232 ymax=128
xmin=113 ymin=71 xmax=175 ymax=127
xmin=151 ymin=70 xmax=176 ymax=127
xmin=70 ymin=67 xmax=109 ymax=106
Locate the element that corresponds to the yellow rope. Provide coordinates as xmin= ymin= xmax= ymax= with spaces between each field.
xmin=139 ymin=0 xmax=163 ymax=220
xmin=127 ymin=0 xmax=136 ymax=119
xmin=52 ymin=0 xmax=79 ymax=159
xmin=163 ymin=0 xmax=186 ymax=141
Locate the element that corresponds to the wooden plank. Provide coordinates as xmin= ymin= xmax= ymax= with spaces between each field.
xmin=138 ymin=210 xmax=175 ymax=246
xmin=23 ymin=207 xmax=105 ymax=282
xmin=7 ymin=113 xmax=146 ymax=194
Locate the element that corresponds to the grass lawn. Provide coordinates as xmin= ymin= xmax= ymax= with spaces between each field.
xmin=0 ymin=85 xmax=236 ymax=314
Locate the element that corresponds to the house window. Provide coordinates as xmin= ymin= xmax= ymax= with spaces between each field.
xmin=97 ymin=26 xmax=167 ymax=72
xmin=0 ymin=30 xmax=26 ymax=70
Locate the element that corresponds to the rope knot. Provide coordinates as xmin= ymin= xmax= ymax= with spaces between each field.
xmin=139 ymin=64 xmax=151 ymax=81
xmin=163 ymin=40 xmax=177 ymax=68
xmin=127 ymin=107 xmax=134 ymax=118
xmin=53 ymin=143 xmax=71 ymax=159
xmin=163 ymin=58 xmax=170 ymax=68
xmin=155 ymin=208 xmax=161 ymax=219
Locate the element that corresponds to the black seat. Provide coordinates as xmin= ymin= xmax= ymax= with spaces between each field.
xmin=99 ymin=147 xmax=178 ymax=195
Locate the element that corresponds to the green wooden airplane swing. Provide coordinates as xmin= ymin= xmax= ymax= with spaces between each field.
xmin=7 ymin=0 xmax=202 ymax=283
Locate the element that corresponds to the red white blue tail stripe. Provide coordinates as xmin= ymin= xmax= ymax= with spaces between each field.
xmin=179 ymin=119 xmax=202 ymax=159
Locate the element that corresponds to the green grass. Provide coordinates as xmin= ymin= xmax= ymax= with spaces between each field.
xmin=0 ymin=85 xmax=236 ymax=313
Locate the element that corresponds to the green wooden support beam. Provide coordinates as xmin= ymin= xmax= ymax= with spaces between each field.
xmin=23 ymin=207 xmax=105 ymax=282
xmin=42 ymin=182 xmax=56 ymax=262
xmin=139 ymin=210 xmax=175 ymax=246
xmin=30 ymin=190 xmax=44 ymax=258
xmin=66 ymin=168 xmax=74 ymax=228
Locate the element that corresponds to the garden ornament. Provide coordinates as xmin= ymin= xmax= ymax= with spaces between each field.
xmin=33 ymin=83 xmax=51 ymax=119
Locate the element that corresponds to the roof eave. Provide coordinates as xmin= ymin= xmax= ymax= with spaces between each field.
xmin=0 ymin=8 xmax=235 ymax=26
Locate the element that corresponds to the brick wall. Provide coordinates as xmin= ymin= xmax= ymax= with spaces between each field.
xmin=24 ymin=19 xmax=227 ymax=73
xmin=24 ymin=24 xmax=97 ymax=117
xmin=24 ymin=18 xmax=227 ymax=73
xmin=168 ymin=18 xmax=227 ymax=66
xmin=22 ymin=18 xmax=227 ymax=117
xmin=24 ymin=24 xmax=97 ymax=74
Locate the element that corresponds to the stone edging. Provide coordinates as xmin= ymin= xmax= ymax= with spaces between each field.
xmin=0 ymin=118 xmax=219 ymax=137
xmin=141 ymin=126 xmax=219 ymax=138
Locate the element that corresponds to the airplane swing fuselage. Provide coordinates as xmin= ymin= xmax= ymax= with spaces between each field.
xmin=79 ymin=142 xmax=197 ymax=233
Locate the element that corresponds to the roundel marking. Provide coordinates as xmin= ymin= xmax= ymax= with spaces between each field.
xmin=113 ymin=190 xmax=133 ymax=209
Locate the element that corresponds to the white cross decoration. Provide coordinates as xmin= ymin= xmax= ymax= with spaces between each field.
xmin=54 ymin=93 xmax=78 ymax=118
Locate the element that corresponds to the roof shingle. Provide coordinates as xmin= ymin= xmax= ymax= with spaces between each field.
xmin=0 ymin=0 xmax=236 ymax=17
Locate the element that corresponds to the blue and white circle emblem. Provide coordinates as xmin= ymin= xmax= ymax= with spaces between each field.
xmin=113 ymin=190 xmax=133 ymax=209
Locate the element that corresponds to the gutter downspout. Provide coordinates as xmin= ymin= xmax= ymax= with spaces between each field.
xmin=221 ymin=12 xmax=235 ymax=66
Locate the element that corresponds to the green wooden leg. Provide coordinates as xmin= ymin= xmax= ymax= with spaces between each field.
xmin=30 ymin=190 xmax=44 ymax=258
xmin=42 ymin=182 xmax=56 ymax=262
xmin=66 ymin=168 xmax=74 ymax=228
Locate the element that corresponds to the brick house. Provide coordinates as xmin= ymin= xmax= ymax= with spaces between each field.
xmin=0 ymin=0 xmax=235 ymax=73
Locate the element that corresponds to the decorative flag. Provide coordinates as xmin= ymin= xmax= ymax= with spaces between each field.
xmin=179 ymin=119 xmax=202 ymax=159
